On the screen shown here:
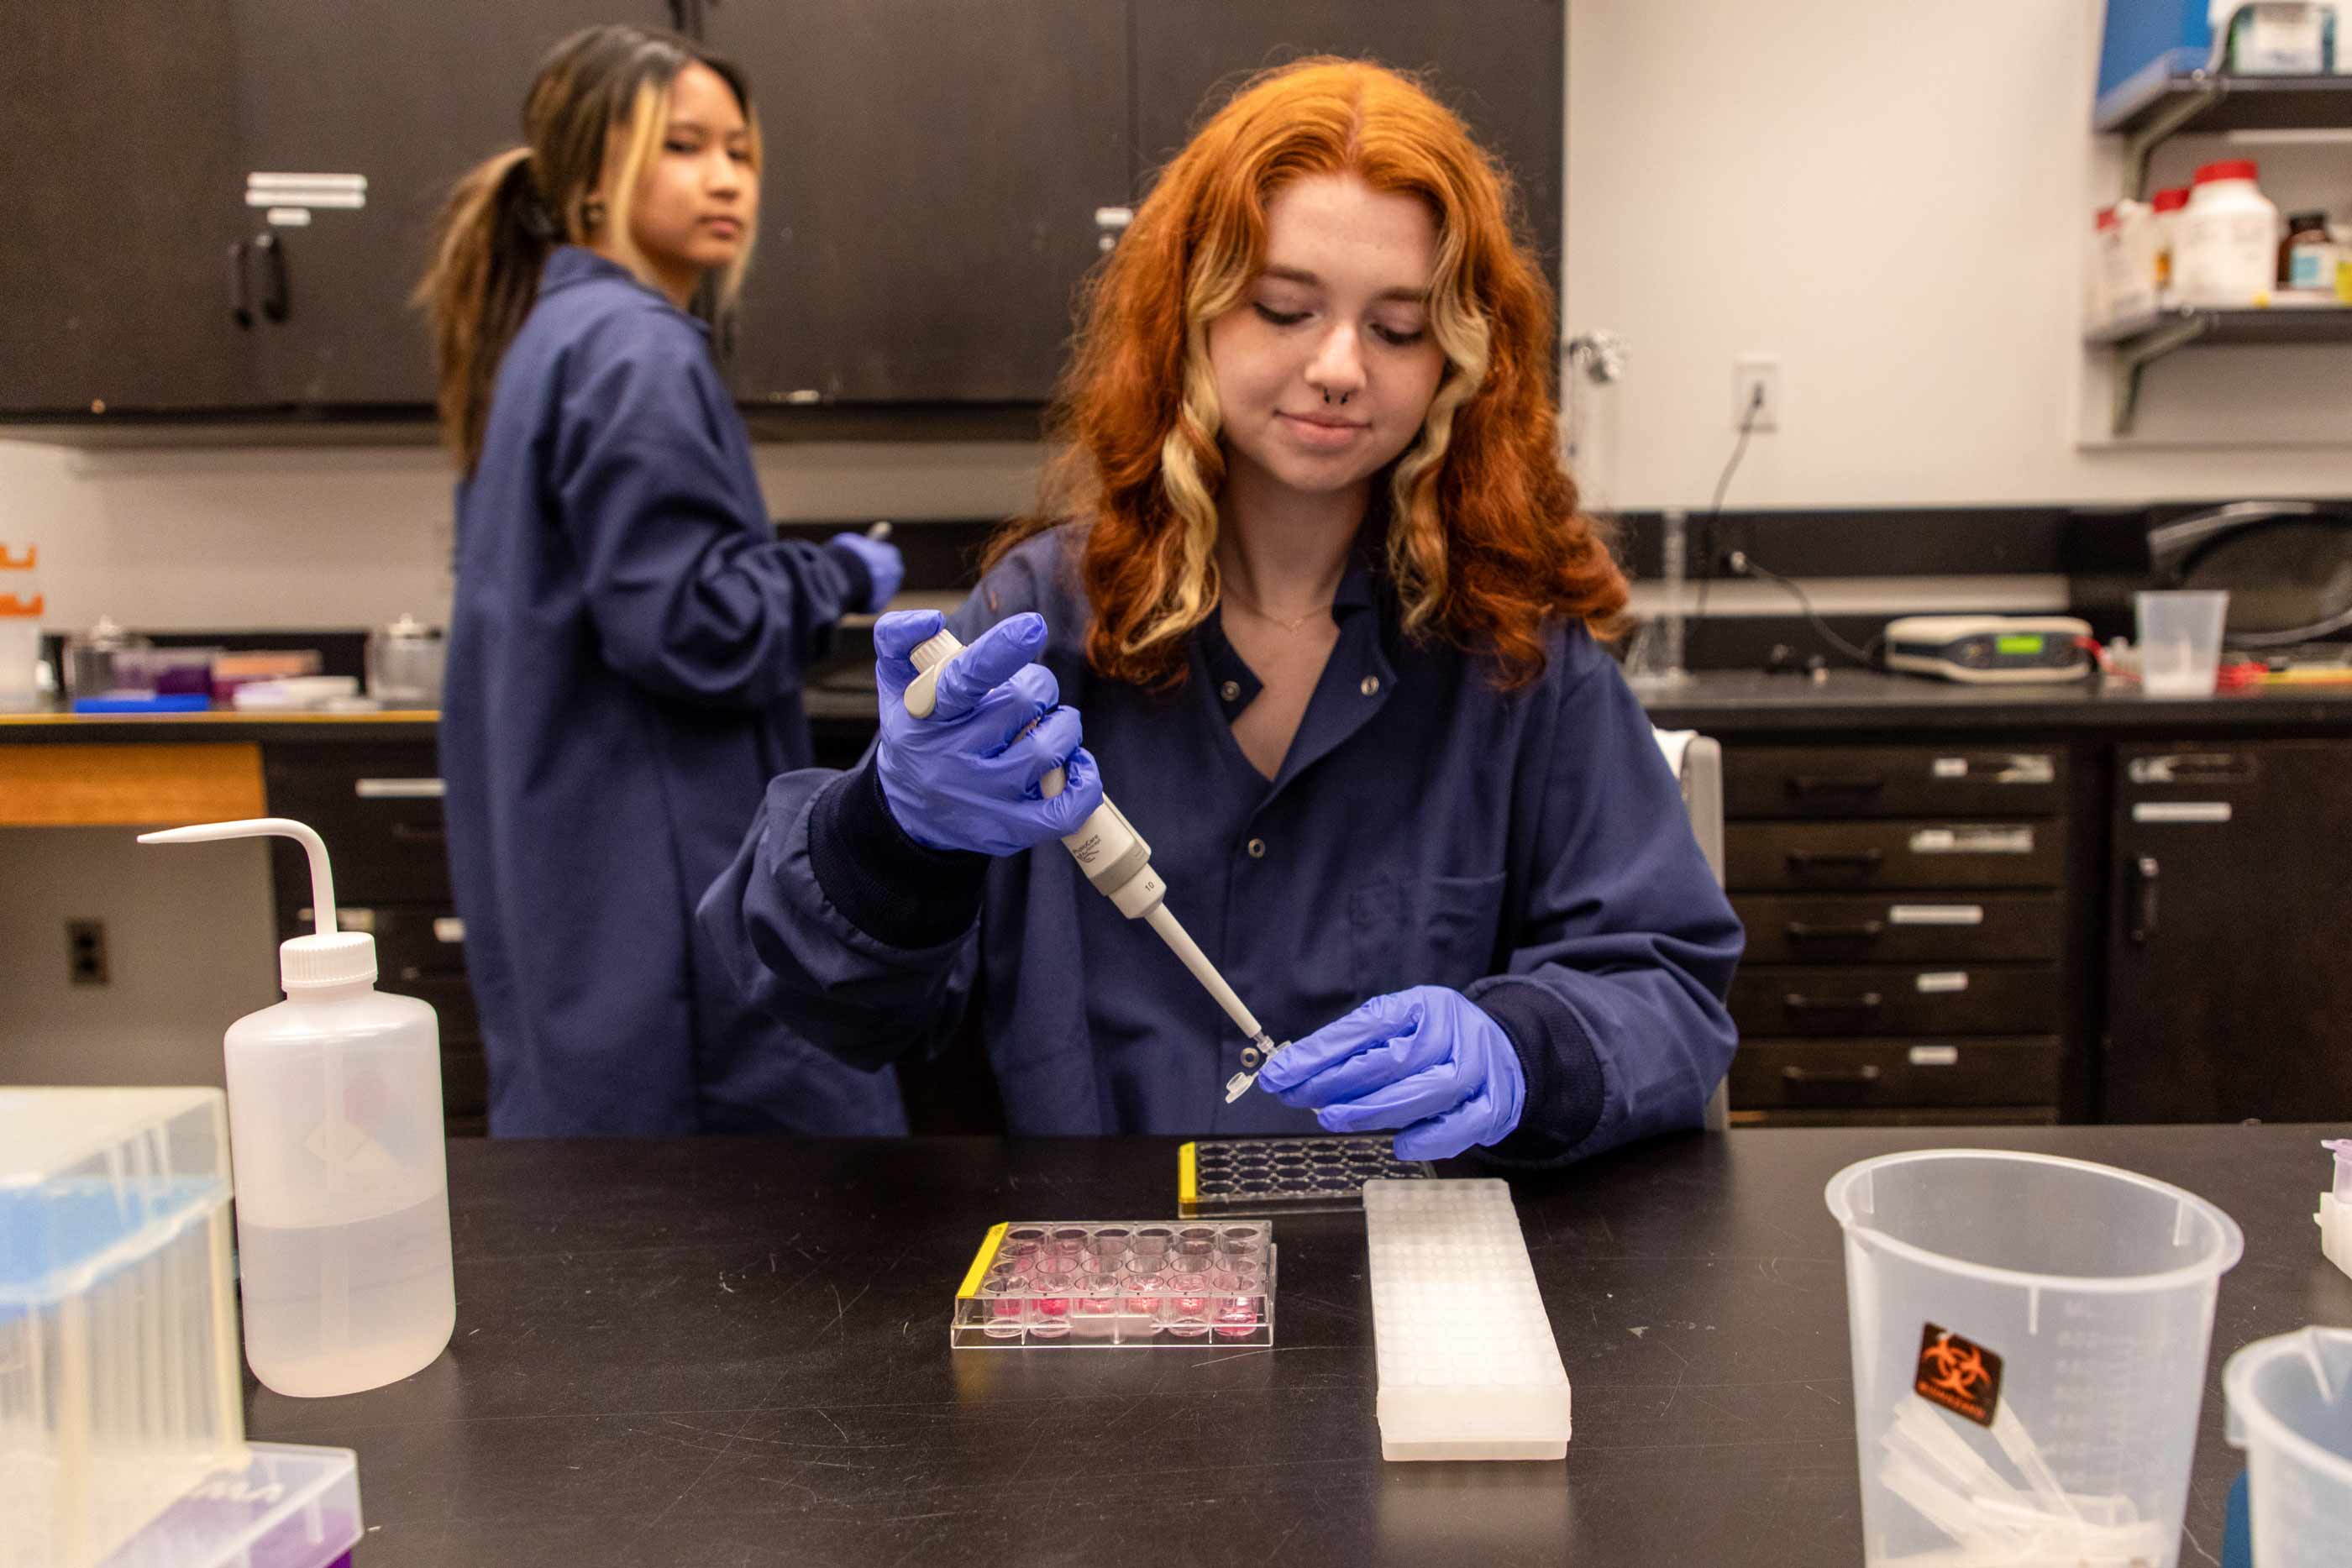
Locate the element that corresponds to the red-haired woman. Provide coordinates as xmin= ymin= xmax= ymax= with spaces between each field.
xmin=704 ymin=60 xmax=1742 ymax=1165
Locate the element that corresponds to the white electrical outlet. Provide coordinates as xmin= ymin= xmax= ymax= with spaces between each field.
xmin=1733 ymin=356 xmax=1780 ymax=432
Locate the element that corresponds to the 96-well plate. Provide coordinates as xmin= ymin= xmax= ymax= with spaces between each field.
xmin=1179 ymin=1134 xmax=1435 ymax=1216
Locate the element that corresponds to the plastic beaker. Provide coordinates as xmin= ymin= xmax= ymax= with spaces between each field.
xmin=2135 ymin=590 xmax=2229 ymax=698
xmin=2224 ymin=1328 xmax=2352 ymax=1567
xmin=1825 ymin=1150 xmax=2243 ymax=1565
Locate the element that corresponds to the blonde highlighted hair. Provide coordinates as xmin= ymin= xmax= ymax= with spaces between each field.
xmin=993 ymin=57 xmax=1625 ymax=690
xmin=414 ymin=24 xmax=761 ymax=474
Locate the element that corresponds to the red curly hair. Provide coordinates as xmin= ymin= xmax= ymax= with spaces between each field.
xmin=989 ymin=56 xmax=1626 ymax=690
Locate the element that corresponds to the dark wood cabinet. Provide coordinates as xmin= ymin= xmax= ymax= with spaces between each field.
xmin=2103 ymin=739 xmax=2352 ymax=1123
xmin=1723 ymin=744 xmax=2065 ymax=819
xmin=1730 ymin=1037 xmax=2061 ymax=1114
xmin=228 ymin=0 xmax=649 ymax=406
xmin=706 ymin=0 xmax=1131 ymax=406
xmin=1726 ymin=818 xmax=2066 ymax=892
xmin=1723 ymin=741 xmax=2076 ymax=1126
xmin=1 ymin=0 xmax=254 ymax=412
xmin=3 ymin=0 xmax=644 ymax=417
xmin=1130 ymin=0 xmax=1564 ymax=284
xmin=8 ymin=2 xmax=1565 ymax=419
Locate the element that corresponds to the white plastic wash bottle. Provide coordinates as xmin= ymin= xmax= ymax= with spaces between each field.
xmin=141 ymin=816 xmax=455 ymax=1397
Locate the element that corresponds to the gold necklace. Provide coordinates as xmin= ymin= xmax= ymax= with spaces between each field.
xmin=1221 ymin=579 xmax=1336 ymax=633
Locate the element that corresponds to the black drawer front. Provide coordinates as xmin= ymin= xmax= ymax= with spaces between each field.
xmin=1728 ymin=820 xmax=2062 ymax=891
xmin=1732 ymin=894 xmax=2064 ymax=965
xmin=1730 ymin=1037 xmax=2061 ymax=1110
xmin=444 ymin=1042 xmax=488 ymax=1133
xmin=1730 ymin=965 xmax=2062 ymax=1036
xmin=1725 ymin=745 xmax=2065 ymax=820
xmin=263 ymin=741 xmax=451 ymax=905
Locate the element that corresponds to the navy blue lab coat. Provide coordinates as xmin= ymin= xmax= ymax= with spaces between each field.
xmin=442 ymin=246 xmax=906 ymax=1137
xmin=701 ymin=524 xmax=1742 ymax=1165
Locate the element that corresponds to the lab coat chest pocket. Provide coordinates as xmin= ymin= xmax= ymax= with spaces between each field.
xmin=1349 ymin=873 xmax=1508 ymax=997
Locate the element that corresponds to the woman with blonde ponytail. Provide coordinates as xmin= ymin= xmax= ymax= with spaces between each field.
xmin=418 ymin=24 xmax=905 ymax=1138
xmin=706 ymin=60 xmax=1744 ymax=1167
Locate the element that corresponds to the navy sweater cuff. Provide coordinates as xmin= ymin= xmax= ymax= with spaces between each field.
xmin=1475 ymin=981 xmax=1606 ymax=1166
xmin=822 ymin=537 xmax=875 ymax=614
xmin=808 ymin=762 xmax=987 ymax=948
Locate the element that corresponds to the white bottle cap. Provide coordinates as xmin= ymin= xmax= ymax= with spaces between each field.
xmin=139 ymin=816 xmax=377 ymax=991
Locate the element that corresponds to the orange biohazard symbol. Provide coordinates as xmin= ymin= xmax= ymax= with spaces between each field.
xmin=1914 ymin=1323 xmax=2003 ymax=1427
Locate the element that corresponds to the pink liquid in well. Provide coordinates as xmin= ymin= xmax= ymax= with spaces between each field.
xmin=984 ymin=1288 xmax=1025 ymax=1340
xmin=1160 ymin=1272 xmax=1212 ymax=1338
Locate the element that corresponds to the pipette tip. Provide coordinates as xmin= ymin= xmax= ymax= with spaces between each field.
xmin=1223 ymin=1035 xmax=1286 ymax=1104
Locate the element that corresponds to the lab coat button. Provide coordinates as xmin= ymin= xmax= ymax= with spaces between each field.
xmin=1360 ymin=675 xmax=1380 ymax=696
xmin=1246 ymin=837 xmax=1266 ymax=859
xmin=1220 ymin=679 xmax=1241 ymax=702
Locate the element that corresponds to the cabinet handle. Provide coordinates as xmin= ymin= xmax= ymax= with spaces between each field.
xmin=1777 ymin=992 xmax=1891 ymax=1020
xmin=1786 ymin=919 xmax=1886 ymax=943
xmin=1786 ymin=848 xmax=1884 ymax=873
xmin=1783 ymin=991 xmax=1883 ymax=1015
xmin=228 ymin=240 xmax=253 ymax=328
xmin=2129 ymin=856 xmax=2160 ymax=943
xmin=1788 ymin=774 xmax=1884 ymax=798
xmin=252 ymin=233 xmax=290 ymax=323
xmin=355 ymin=778 xmax=444 ymax=800
xmin=1782 ymin=1064 xmax=1882 ymax=1085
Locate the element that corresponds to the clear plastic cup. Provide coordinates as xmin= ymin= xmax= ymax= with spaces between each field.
xmin=2135 ymin=590 xmax=2230 ymax=698
xmin=2224 ymin=1328 xmax=2352 ymax=1567
xmin=1824 ymin=1150 xmax=2242 ymax=1565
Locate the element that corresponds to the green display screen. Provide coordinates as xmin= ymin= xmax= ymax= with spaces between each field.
xmin=1996 ymin=634 xmax=2045 ymax=656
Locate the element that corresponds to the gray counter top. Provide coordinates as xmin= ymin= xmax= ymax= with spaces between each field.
xmin=241 ymin=1125 xmax=2352 ymax=1567
xmin=1633 ymin=669 xmax=2352 ymax=735
xmin=8 ymin=669 xmax=2349 ymax=745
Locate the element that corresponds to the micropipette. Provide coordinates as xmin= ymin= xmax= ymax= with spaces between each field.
xmin=902 ymin=627 xmax=1285 ymax=1102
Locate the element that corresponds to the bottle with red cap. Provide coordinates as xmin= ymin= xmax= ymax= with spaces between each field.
xmin=2175 ymin=160 xmax=2281 ymax=309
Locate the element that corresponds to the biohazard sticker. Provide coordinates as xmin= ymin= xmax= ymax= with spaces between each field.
xmin=1914 ymin=1323 xmax=2003 ymax=1426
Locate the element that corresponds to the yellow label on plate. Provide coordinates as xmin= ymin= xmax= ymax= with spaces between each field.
xmin=956 ymin=1222 xmax=1008 ymax=1299
xmin=1179 ymin=1141 xmax=1199 ymax=1205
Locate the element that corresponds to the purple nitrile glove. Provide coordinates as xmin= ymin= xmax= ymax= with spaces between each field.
xmin=827 ymin=532 xmax=904 ymax=611
xmin=1259 ymin=985 xmax=1527 ymax=1161
xmin=870 ymin=609 xmax=1104 ymax=857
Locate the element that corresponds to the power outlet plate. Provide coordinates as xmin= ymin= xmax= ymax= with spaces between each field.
xmin=1733 ymin=356 xmax=1781 ymax=432
xmin=67 ymin=918 xmax=108 ymax=986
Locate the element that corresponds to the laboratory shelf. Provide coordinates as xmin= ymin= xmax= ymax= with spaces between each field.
xmin=2097 ymin=66 xmax=2352 ymax=198
xmin=2087 ymin=305 xmax=2352 ymax=435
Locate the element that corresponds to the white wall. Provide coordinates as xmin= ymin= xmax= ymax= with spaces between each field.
xmin=1 ymin=438 xmax=1041 ymax=636
xmin=1563 ymin=0 xmax=2352 ymax=514
xmin=0 ymin=829 xmax=276 ymax=1090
